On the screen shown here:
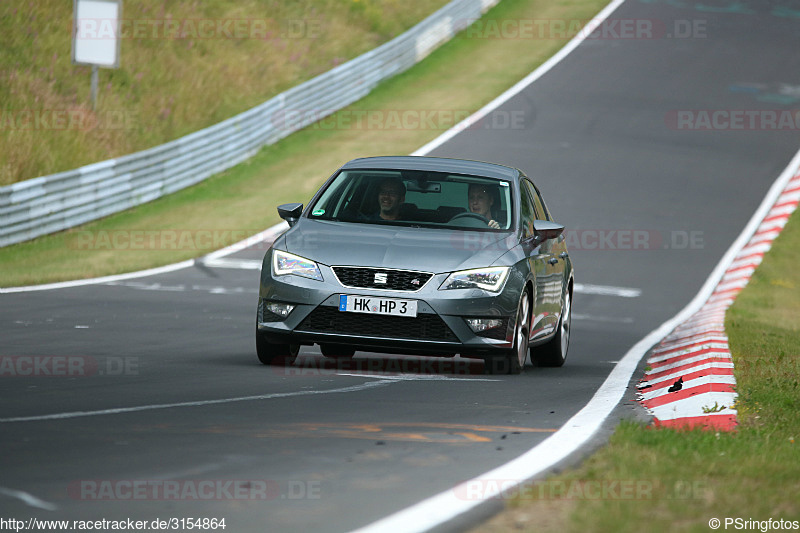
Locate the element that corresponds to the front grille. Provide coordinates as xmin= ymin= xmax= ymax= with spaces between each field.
xmin=332 ymin=266 xmax=433 ymax=292
xmin=298 ymin=306 xmax=458 ymax=342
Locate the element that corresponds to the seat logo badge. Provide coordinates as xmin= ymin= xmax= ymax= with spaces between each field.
xmin=410 ymin=279 xmax=420 ymax=286
xmin=374 ymin=273 xmax=388 ymax=284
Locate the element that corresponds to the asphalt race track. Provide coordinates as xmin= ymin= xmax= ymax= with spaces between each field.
xmin=2 ymin=1 xmax=800 ymax=531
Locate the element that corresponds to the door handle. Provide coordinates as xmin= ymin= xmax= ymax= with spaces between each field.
xmin=548 ymin=257 xmax=559 ymax=265
xmin=559 ymin=252 xmax=568 ymax=259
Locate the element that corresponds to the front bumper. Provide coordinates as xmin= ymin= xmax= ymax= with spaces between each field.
xmin=257 ymin=264 xmax=523 ymax=357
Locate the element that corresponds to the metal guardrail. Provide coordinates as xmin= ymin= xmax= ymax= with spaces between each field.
xmin=0 ymin=0 xmax=500 ymax=247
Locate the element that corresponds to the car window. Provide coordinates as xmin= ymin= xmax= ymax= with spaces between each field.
xmin=530 ymin=181 xmax=552 ymax=221
xmin=522 ymin=179 xmax=549 ymax=221
xmin=308 ymin=169 xmax=513 ymax=232
xmin=519 ymin=181 xmax=537 ymax=239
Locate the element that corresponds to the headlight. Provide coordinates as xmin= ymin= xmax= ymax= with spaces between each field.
xmin=272 ymin=250 xmax=323 ymax=281
xmin=440 ymin=267 xmax=509 ymax=292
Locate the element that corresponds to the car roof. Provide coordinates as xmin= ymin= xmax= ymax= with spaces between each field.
xmin=341 ymin=156 xmax=521 ymax=181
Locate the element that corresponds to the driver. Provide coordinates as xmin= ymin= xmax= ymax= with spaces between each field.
xmin=374 ymin=177 xmax=406 ymax=221
xmin=467 ymin=183 xmax=501 ymax=229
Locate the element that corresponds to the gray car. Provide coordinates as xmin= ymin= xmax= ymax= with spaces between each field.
xmin=256 ymin=156 xmax=574 ymax=374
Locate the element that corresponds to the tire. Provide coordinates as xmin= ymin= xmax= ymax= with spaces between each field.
xmin=485 ymin=292 xmax=530 ymax=375
xmin=321 ymin=344 xmax=356 ymax=358
xmin=256 ymin=332 xmax=299 ymax=366
xmin=533 ymin=286 xmax=571 ymax=367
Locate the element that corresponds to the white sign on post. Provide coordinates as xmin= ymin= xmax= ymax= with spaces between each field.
xmin=72 ymin=0 xmax=121 ymax=68
xmin=72 ymin=0 xmax=121 ymax=109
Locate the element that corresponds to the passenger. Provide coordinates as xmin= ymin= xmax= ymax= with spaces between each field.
xmin=467 ymin=183 xmax=501 ymax=229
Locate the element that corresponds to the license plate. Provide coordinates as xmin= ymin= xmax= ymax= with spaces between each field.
xmin=339 ymin=295 xmax=418 ymax=317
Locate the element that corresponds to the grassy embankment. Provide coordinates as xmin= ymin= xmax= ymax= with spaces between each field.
xmin=0 ymin=0 xmax=609 ymax=286
xmin=0 ymin=0 xmax=449 ymax=185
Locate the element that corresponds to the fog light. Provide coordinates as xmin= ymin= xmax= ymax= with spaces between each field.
xmin=465 ymin=318 xmax=504 ymax=333
xmin=265 ymin=301 xmax=295 ymax=319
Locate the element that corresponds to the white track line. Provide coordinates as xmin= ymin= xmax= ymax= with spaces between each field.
xmin=0 ymin=487 xmax=58 ymax=511
xmin=0 ymin=380 xmax=392 ymax=424
xmin=0 ymin=225 xmax=287 ymax=294
xmin=199 ymin=258 xmax=263 ymax=270
xmin=574 ymin=283 xmax=641 ymax=298
xmin=0 ymin=260 xmax=195 ymax=294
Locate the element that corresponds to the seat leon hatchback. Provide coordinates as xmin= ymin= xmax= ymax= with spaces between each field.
xmin=256 ymin=156 xmax=574 ymax=374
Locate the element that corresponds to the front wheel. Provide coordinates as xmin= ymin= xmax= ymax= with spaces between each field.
xmin=533 ymin=287 xmax=571 ymax=367
xmin=485 ymin=292 xmax=529 ymax=375
xmin=256 ymin=332 xmax=299 ymax=366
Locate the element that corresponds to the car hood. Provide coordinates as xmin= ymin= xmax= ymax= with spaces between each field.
xmin=281 ymin=219 xmax=516 ymax=273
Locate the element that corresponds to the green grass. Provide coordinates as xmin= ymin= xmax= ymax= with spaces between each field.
xmin=477 ymin=208 xmax=800 ymax=532
xmin=0 ymin=0 xmax=610 ymax=287
xmin=0 ymin=0 xmax=449 ymax=186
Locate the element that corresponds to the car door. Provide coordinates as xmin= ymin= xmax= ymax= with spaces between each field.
xmin=523 ymin=179 xmax=564 ymax=335
xmin=532 ymin=181 xmax=568 ymax=322
xmin=518 ymin=180 xmax=552 ymax=341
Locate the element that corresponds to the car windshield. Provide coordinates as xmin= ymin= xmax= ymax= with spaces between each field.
xmin=308 ymin=169 xmax=513 ymax=231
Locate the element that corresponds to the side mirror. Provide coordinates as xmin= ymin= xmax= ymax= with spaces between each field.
xmin=277 ymin=203 xmax=303 ymax=227
xmin=533 ymin=220 xmax=564 ymax=241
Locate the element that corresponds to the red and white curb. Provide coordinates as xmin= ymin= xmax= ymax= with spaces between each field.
xmin=638 ymin=169 xmax=800 ymax=431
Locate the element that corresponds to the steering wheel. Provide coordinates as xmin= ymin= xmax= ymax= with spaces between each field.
xmin=448 ymin=212 xmax=491 ymax=227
